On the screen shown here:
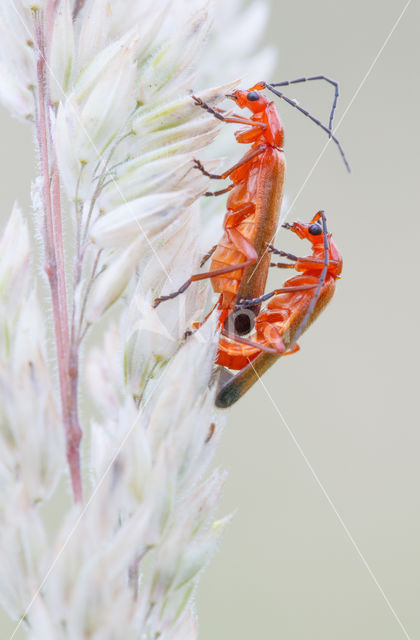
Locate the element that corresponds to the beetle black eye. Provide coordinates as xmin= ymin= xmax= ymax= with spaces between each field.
xmin=247 ymin=91 xmax=259 ymax=102
xmin=308 ymin=223 xmax=323 ymax=236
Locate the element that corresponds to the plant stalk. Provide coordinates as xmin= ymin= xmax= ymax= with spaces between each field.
xmin=33 ymin=9 xmax=83 ymax=503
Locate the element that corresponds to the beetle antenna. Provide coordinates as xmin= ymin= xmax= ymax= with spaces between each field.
xmin=263 ymin=82 xmax=350 ymax=172
xmin=268 ymin=75 xmax=339 ymax=130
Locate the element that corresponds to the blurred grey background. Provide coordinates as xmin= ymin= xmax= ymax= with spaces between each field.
xmin=1 ymin=0 xmax=419 ymax=638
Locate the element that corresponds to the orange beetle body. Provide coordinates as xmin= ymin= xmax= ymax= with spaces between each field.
xmin=154 ymin=87 xmax=286 ymax=338
xmin=210 ymin=145 xmax=285 ymax=312
xmin=209 ymin=90 xmax=285 ymax=318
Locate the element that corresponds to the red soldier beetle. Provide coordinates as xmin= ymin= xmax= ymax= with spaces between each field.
xmin=153 ymin=85 xmax=287 ymax=342
xmin=152 ymin=79 xmax=347 ymax=391
xmin=215 ymin=210 xmax=342 ymax=408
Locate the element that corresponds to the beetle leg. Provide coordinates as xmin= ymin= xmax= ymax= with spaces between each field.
xmin=266 ymin=243 xmax=298 ymax=261
xmin=267 ymin=243 xmax=339 ymax=271
xmin=220 ymin=329 xmax=282 ymax=354
xmin=200 ymin=244 xmax=217 ymax=267
xmin=193 ymin=145 xmax=266 ymax=180
xmin=192 ymin=95 xmax=267 ymax=129
xmin=225 ymin=227 xmax=258 ymax=262
xmin=237 ymin=284 xmax=317 ymax=308
xmin=270 ymin=262 xmax=296 ymax=269
xmin=204 ymin=184 xmax=234 ymax=197
xmin=225 ymin=202 xmax=255 ymax=228
xmin=153 ymin=259 xmax=257 ymax=308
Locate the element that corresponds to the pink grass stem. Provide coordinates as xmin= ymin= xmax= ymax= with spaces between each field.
xmin=33 ymin=10 xmax=82 ymax=503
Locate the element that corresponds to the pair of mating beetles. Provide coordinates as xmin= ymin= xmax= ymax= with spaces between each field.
xmin=154 ymin=77 xmax=346 ymax=407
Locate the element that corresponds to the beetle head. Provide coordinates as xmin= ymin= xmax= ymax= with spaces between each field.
xmin=226 ymin=84 xmax=269 ymax=113
xmin=283 ymin=211 xmax=326 ymax=244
